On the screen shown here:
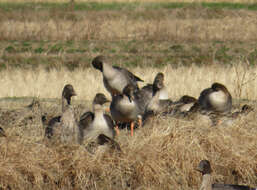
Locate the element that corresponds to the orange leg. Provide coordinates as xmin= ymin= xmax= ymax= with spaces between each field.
xmin=130 ymin=122 xmax=134 ymax=137
xmin=138 ymin=118 xmax=142 ymax=128
xmin=115 ymin=125 xmax=120 ymax=136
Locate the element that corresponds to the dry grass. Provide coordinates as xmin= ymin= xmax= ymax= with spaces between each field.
xmin=1 ymin=8 xmax=257 ymax=42
xmin=0 ymin=100 xmax=256 ymax=189
xmin=0 ymin=62 xmax=257 ymax=101
xmin=0 ymin=63 xmax=256 ymax=189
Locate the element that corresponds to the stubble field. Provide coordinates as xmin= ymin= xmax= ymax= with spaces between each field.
xmin=0 ymin=1 xmax=256 ymax=190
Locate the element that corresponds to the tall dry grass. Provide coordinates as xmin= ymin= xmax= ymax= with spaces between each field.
xmin=0 ymin=62 xmax=257 ymax=101
xmin=0 ymin=103 xmax=256 ymax=189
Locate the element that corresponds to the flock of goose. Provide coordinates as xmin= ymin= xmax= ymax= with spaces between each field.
xmin=0 ymin=55 xmax=255 ymax=190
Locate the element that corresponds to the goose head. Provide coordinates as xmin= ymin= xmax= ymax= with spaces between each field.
xmin=196 ymin=160 xmax=212 ymax=175
xmin=241 ymin=104 xmax=253 ymax=114
xmin=93 ymin=93 xmax=110 ymax=112
xmin=62 ymin=84 xmax=76 ymax=105
xmin=92 ymin=55 xmax=104 ymax=72
xmin=211 ymin=83 xmax=229 ymax=94
xmin=123 ymin=84 xmax=136 ymax=102
xmin=179 ymin=95 xmax=197 ymax=104
xmin=153 ymin=72 xmax=164 ymax=97
xmin=93 ymin=93 xmax=110 ymax=105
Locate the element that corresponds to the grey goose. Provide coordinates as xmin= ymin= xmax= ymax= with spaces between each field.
xmin=141 ymin=72 xmax=169 ymax=101
xmin=110 ymin=84 xmax=145 ymax=136
xmin=145 ymin=72 xmax=173 ymax=115
xmin=78 ymin=93 xmax=116 ymax=144
xmin=198 ymin=82 xmax=232 ymax=113
xmin=44 ymin=84 xmax=77 ymax=143
xmin=92 ymin=55 xmax=143 ymax=97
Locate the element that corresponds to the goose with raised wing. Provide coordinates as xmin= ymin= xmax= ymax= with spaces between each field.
xmin=92 ymin=55 xmax=144 ymax=97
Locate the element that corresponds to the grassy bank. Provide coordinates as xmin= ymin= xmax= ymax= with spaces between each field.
xmin=0 ymin=2 xmax=257 ymax=11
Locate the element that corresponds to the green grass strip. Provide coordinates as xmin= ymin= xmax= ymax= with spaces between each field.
xmin=0 ymin=2 xmax=256 ymax=11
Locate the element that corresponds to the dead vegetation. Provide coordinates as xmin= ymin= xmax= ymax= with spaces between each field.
xmin=1 ymin=7 xmax=257 ymax=42
xmin=0 ymin=62 xmax=257 ymax=101
xmin=0 ymin=99 xmax=256 ymax=189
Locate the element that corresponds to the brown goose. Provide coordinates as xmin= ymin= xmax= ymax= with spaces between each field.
xmin=92 ymin=55 xmax=143 ymax=97
xmin=110 ymin=84 xmax=145 ymax=136
xmin=196 ymin=160 xmax=256 ymax=190
xmin=141 ymin=72 xmax=169 ymax=101
xmin=44 ymin=84 xmax=77 ymax=143
xmin=198 ymin=83 xmax=232 ymax=113
xmin=169 ymin=95 xmax=197 ymax=116
xmin=145 ymin=72 xmax=173 ymax=115
xmin=78 ymin=93 xmax=115 ymax=144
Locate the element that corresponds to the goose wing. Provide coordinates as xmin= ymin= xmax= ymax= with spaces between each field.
xmin=113 ymin=66 xmax=144 ymax=83
xmin=78 ymin=111 xmax=94 ymax=144
xmin=103 ymin=114 xmax=116 ymax=138
xmin=45 ymin=116 xmax=61 ymax=139
xmin=142 ymin=83 xmax=153 ymax=91
xmin=97 ymin=134 xmax=121 ymax=151
xmin=79 ymin=111 xmax=94 ymax=130
xmin=103 ymin=114 xmax=115 ymax=129
xmin=198 ymin=88 xmax=214 ymax=109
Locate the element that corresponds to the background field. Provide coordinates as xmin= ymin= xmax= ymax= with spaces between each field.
xmin=0 ymin=1 xmax=256 ymax=190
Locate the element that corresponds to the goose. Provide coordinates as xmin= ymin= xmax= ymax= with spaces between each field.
xmin=0 ymin=98 xmax=42 ymax=128
xmin=170 ymin=95 xmax=197 ymax=116
xmin=216 ymin=104 xmax=254 ymax=126
xmin=198 ymin=82 xmax=232 ymax=113
xmin=145 ymin=72 xmax=173 ymax=115
xmin=110 ymin=84 xmax=145 ymax=136
xmin=92 ymin=55 xmax=143 ymax=97
xmin=78 ymin=93 xmax=116 ymax=144
xmin=141 ymin=72 xmax=169 ymax=101
xmin=196 ymin=160 xmax=256 ymax=190
xmin=231 ymin=104 xmax=253 ymax=118
xmin=44 ymin=84 xmax=77 ymax=143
